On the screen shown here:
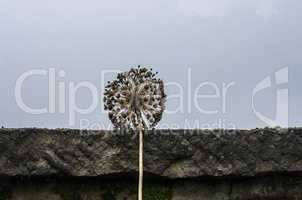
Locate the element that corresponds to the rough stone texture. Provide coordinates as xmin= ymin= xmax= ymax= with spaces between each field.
xmin=0 ymin=127 xmax=302 ymax=200
xmin=0 ymin=128 xmax=302 ymax=178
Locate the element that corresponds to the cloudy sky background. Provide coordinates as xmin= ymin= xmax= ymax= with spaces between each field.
xmin=0 ymin=0 xmax=301 ymax=129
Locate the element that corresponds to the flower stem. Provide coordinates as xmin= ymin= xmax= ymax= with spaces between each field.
xmin=138 ymin=128 xmax=143 ymax=200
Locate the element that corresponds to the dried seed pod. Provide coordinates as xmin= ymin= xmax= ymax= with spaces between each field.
xmin=103 ymin=66 xmax=166 ymax=129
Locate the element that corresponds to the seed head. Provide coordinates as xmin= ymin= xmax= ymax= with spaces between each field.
xmin=103 ymin=66 xmax=166 ymax=129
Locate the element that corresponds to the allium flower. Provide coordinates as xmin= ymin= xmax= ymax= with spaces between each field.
xmin=103 ymin=66 xmax=166 ymax=200
xmin=103 ymin=66 xmax=166 ymax=129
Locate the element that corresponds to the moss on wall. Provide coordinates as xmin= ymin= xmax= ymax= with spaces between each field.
xmin=143 ymin=183 xmax=172 ymax=200
xmin=0 ymin=193 xmax=10 ymax=200
xmin=102 ymin=190 xmax=116 ymax=200
xmin=1 ymin=174 xmax=302 ymax=200
xmin=99 ymin=181 xmax=172 ymax=200
xmin=0 ymin=185 xmax=11 ymax=200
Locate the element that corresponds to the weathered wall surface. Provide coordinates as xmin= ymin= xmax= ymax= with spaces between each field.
xmin=1 ymin=175 xmax=302 ymax=200
xmin=0 ymin=128 xmax=302 ymax=200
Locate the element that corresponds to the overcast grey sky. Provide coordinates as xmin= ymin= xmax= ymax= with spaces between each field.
xmin=0 ymin=0 xmax=301 ymax=129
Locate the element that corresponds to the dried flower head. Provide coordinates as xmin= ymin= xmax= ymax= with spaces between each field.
xmin=103 ymin=66 xmax=166 ymax=129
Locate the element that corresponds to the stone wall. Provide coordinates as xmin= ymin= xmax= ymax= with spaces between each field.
xmin=0 ymin=128 xmax=302 ymax=199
